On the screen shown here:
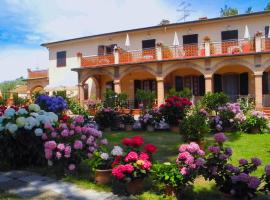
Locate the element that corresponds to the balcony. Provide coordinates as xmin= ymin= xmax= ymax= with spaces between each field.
xmin=80 ymin=37 xmax=270 ymax=68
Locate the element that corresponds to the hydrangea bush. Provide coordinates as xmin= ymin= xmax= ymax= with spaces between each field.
xmin=0 ymin=104 xmax=58 ymax=168
xmin=241 ymin=111 xmax=269 ymax=133
xmin=43 ymin=115 xmax=106 ymax=172
xmin=94 ymin=108 xmax=119 ymax=130
xmin=35 ymin=95 xmax=68 ymax=114
xmin=159 ymin=96 xmax=192 ymax=126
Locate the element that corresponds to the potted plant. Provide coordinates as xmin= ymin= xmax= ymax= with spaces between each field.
xmin=180 ymin=108 xmax=210 ymax=149
xmin=94 ymin=108 xmax=119 ymax=131
xmin=119 ymin=114 xmax=135 ymax=131
xmin=241 ymin=111 xmax=268 ymax=134
xmin=88 ymin=140 xmax=116 ymax=184
xmin=159 ymin=96 xmax=192 ymax=132
xmin=139 ymin=109 xmax=160 ymax=132
xmin=152 ymin=162 xmax=185 ymax=196
xmin=203 ymin=133 xmax=261 ymax=199
xmin=135 ymin=89 xmax=156 ymax=110
xmin=111 ymin=136 xmax=157 ymax=194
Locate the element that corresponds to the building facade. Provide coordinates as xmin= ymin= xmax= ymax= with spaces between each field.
xmin=26 ymin=69 xmax=49 ymax=96
xmin=42 ymin=11 xmax=270 ymax=108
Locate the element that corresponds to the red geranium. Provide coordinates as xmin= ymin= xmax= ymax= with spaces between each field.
xmin=131 ymin=136 xmax=144 ymax=147
xmin=122 ymin=138 xmax=133 ymax=146
xmin=144 ymin=143 xmax=157 ymax=154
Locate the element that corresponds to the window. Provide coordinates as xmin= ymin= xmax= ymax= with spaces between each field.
xmin=221 ymin=30 xmax=238 ymax=41
xmin=97 ymin=44 xmax=116 ymax=55
xmin=183 ymin=34 xmax=198 ymax=44
xmin=142 ymin=39 xmax=156 ymax=49
xmin=265 ymin=26 xmax=270 ymax=38
xmin=57 ymin=51 xmax=66 ymax=67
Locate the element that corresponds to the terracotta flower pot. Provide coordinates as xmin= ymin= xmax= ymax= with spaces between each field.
xmin=126 ymin=179 xmax=144 ymax=194
xmin=123 ymin=109 xmax=131 ymax=114
xmin=132 ymin=109 xmax=141 ymax=115
xmin=250 ymin=127 xmax=260 ymax=134
xmin=164 ymin=185 xmax=176 ymax=196
xmin=88 ymin=108 xmax=96 ymax=116
xmin=95 ymin=169 xmax=112 ymax=184
xmin=125 ymin=124 xmax=133 ymax=131
xmin=170 ymin=125 xmax=179 ymax=133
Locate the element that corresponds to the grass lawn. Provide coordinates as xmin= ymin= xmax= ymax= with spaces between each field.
xmin=25 ymin=131 xmax=270 ymax=200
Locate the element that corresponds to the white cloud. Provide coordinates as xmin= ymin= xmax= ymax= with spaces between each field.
xmin=0 ymin=47 xmax=48 ymax=82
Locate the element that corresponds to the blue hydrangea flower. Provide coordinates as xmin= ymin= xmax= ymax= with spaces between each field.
xmin=17 ymin=108 xmax=28 ymax=115
xmin=34 ymin=128 xmax=43 ymax=136
xmin=6 ymin=123 xmax=18 ymax=134
xmin=4 ymin=108 xmax=16 ymax=118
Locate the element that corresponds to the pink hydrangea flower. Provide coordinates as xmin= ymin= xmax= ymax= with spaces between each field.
xmin=180 ymin=167 xmax=189 ymax=175
xmin=124 ymin=164 xmax=134 ymax=173
xmin=68 ymin=164 xmax=76 ymax=171
xmin=57 ymin=143 xmax=65 ymax=151
xmin=61 ymin=129 xmax=69 ymax=137
xmin=124 ymin=151 xmax=138 ymax=162
xmin=44 ymin=141 xmax=57 ymax=150
xmin=179 ymin=144 xmax=188 ymax=152
xmin=74 ymin=140 xmax=83 ymax=150
xmin=56 ymin=151 xmax=62 ymax=159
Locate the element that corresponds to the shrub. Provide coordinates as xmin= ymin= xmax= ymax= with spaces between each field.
xmin=119 ymin=114 xmax=135 ymax=125
xmin=212 ymin=103 xmax=246 ymax=132
xmin=103 ymin=89 xmax=128 ymax=109
xmin=241 ymin=111 xmax=269 ymax=133
xmin=68 ymin=98 xmax=89 ymax=117
xmin=167 ymin=87 xmax=192 ymax=99
xmin=35 ymin=95 xmax=68 ymax=114
xmin=159 ymin=96 xmax=192 ymax=126
xmin=43 ymin=115 xmax=106 ymax=172
xmin=136 ymin=89 xmax=156 ymax=109
xmin=180 ymin=108 xmax=210 ymax=142
xmin=201 ymin=92 xmax=229 ymax=114
xmin=0 ymin=104 xmax=58 ymax=169
xmin=238 ymin=96 xmax=255 ymax=114
xmin=94 ymin=108 xmax=119 ymax=129
xmin=203 ymin=133 xmax=261 ymax=199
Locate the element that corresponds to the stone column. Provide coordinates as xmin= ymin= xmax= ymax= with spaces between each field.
xmin=156 ymin=77 xmax=164 ymax=106
xmin=77 ymin=52 xmax=82 ymax=67
xmin=156 ymin=43 xmax=163 ymax=61
xmin=114 ymin=79 xmax=121 ymax=94
xmin=204 ymin=74 xmax=213 ymax=93
xmin=78 ymin=84 xmax=84 ymax=106
xmin=204 ymin=37 xmax=211 ymax=56
xmin=113 ymin=47 xmax=119 ymax=64
xmin=255 ymin=32 xmax=262 ymax=53
xmin=254 ymin=72 xmax=263 ymax=108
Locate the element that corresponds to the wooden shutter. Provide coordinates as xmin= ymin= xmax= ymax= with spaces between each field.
xmin=214 ymin=74 xmax=222 ymax=93
xmin=57 ymin=51 xmax=66 ymax=67
xmin=199 ymin=75 xmax=205 ymax=96
xmin=98 ymin=45 xmax=105 ymax=55
xmin=263 ymin=72 xmax=269 ymax=94
xmin=239 ymin=73 xmax=249 ymax=95
xmin=265 ymin=26 xmax=270 ymax=38
xmin=175 ymin=76 xmax=183 ymax=92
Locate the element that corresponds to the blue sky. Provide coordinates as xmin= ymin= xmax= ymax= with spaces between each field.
xmin=0 ymin=0 xmax=270 ymax=81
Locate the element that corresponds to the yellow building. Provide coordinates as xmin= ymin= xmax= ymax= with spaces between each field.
xmin=42 ymin=11 xmax=270 ymax=109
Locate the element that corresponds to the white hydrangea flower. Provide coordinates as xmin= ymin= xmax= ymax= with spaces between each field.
xmin=16 ymin=117 xmax=26 ymax=128
xmin=4 ymin=108 xmax=16 ymax=118
xmin=34 ymin=128 xmax=43 ymax=136
xmin=17 ymin=108 xmax=28 ymax=115
xmin=111 ymin=146 xmax=123 ymax=156
xmin=100 ymin=152 xmax=109 ymax=160
xmin=29 ymin=104 xmax=41 ymax=112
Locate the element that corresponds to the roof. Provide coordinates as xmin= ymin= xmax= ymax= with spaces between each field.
xmin=42 ymin=10 xmax=270 ymax=47
xmin=27 ymin=69 xmax=48 ymax=79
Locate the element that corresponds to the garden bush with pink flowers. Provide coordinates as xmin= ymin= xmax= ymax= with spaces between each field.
xmin=43 ymin=115 xmax=107 ymax=172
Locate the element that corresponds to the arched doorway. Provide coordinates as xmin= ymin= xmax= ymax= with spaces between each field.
xmin=31 ymin=86 xmax=44 ymax=95
xmin=263 ymin=66 xmax=270 ymax=107
xmin=164 ymin=67 xmax=205 ymax=103
xmin=120 ymin=69 xmax=157 ymax=108
xmin=213 ymin=65 xmax=254 ymax=102
xmin=82 ymin=74 xmax=113 ymax=102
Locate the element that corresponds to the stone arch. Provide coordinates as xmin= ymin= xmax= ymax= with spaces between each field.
xmin=162 ymin=62 xmax=205 ymax=78
xmin=119 ymin=65 xmax=157 ymax=80
xmin=211 ymin=58 xmax=254 ymax=75
xmin=79 ymin=69 xmax=114 ymax=84
xmin=30 ymin=85 xmax=44 ymax=94
xmin=261 ymin=59 xmax=270 ymax=72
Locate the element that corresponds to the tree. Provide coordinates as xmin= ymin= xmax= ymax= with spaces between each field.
xmin=245 ymin=7 xmax=253 ymax=14
xmin=265 ymin=2 xmax=270 ymax=10
xmin=220 ymin=5 xmax=238 ymax=17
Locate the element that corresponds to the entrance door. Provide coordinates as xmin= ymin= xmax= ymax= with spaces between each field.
xmin=223 ymin=74 xmax=239 ymax=102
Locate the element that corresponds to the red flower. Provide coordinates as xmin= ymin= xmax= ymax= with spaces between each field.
xmin=144 ymin=144 xmax=157 ymax=154
xmin=122 ymin=138 xmax=133 ymax=146
xmin=131 ymin=136 xmax=144 ymax=147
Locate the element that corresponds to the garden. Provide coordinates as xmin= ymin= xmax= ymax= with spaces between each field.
xmin=0 ymin=90 xmax=270 ymax=200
